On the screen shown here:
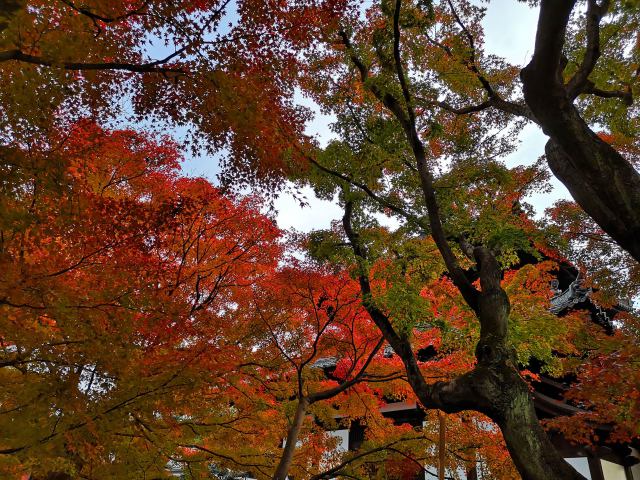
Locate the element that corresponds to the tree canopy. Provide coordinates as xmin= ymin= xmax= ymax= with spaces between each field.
xmin=0 ymin=1 xmax=639 ymax=479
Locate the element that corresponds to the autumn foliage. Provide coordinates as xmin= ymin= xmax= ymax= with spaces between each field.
xmin=1 ymin=1 xmax=640 ymax=480
xmin=0 ymin=121 xmax=282 ymax=477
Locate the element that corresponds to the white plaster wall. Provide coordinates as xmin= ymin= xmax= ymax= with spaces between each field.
xmin=601 ymin=460 xmax=627 ymax=480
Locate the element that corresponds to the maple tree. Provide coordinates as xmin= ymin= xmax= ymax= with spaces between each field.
xmin=543 ymin=311 xmax=640 ymax=447
xmin=521 ymin=0 xmax=640 ymax=262
xmin=0 ymin=120 xmax=285 ymax=478
xmin=1 ymin=1 xmax=640 ymax=480
xmin=233 ymin=263 xmax=530 ymax=480
xmin=245 ymin=267 xmax=389 ymax=480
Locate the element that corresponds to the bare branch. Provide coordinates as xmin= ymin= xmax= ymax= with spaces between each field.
xmin=0 ymin=47 xmax=188 ymax=74
xmin=581 ymin=81 xmax=633 ymax=105
xmin=309 ymin=335 xmax=385 ymax=402
xmin=59 ymin=0 xmax=151 ymax=24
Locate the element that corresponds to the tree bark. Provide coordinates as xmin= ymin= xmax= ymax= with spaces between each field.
xmin=465 ymin=445 xmax=478 ymax=480
xmin=361 ymin=275 xmax=588 ymax=480
xmin=464 ymin=249 xmax=585 ymax=480
xmin=521 ymin=0 xmax=640 ymax=263
xmin=273 ymin=396 xmax=309 ymax=480
xmin=498 ymin=381 xmax=586 ymax=480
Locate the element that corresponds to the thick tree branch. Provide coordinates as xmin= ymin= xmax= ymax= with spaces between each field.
xmin=489 ymin=97 xmax=538 ymax=123
xmin=339 ymin=30 xmax=480 ymax=310
xmin=434 ymin=99 xmax=492 ymax=115
xmin=425 ymin=96 xmax=538 ymax=123
xmin=423 ymin=14 xmax=538 ymax=124
xmin=342 ymin=201 xmax=478 ymax=414
xmin=273 ymin=396 xmax=310 ymax=480
xmin=339 ymin=30 xmax=412 ymax=128
xmin=566 ymin=0 xmax=611 ymax=99
xmin=581 ymin=81 xmax=633 ymax=105
xmin=524 ymin=0 xmax=576 ymax=95
xmin=419 ymin=3 xmax=544 ymax=136
xmin=471 ymin=246 xmax=510 ymax=364
xmin=382 ymin=21 xmax=480 ymax=311
xmin=338 ymin=30 xmax=369 ymax=83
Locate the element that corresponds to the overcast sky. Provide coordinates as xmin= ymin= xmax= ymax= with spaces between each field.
xmin=180 ymin=0 xmax=572 ymax=233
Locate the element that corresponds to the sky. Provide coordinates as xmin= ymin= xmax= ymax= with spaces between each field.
xmin=178 ymin=0 xmax=572 ymax=234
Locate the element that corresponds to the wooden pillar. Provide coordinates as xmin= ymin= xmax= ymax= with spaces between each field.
xmin=466 ymin=448 xmax=478 ymax=480
xmin=438 ymin=411 xmax=446 ymax=480
xmin=588 ymin=457 xmax=605 ymax=480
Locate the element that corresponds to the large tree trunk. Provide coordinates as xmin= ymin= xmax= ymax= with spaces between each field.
xmin=499 ymin=384 xmax=585 ymax=480
xmin=273 ymin=396 xmax=309 ymax=480
xmin=391 ymin=323 xmax=587 ymax=480
xmin=521 ymin=0 xmax=640 ymax=262
xmin=544 ymin=138 xmax=640 ymax=262
xmin=469 ymin=362 xmax=586 ymax=480
xmin=404 ymin=144 xmax=589 ymax=480
xmin=449 ymin=249 xmax=586 ymax=480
